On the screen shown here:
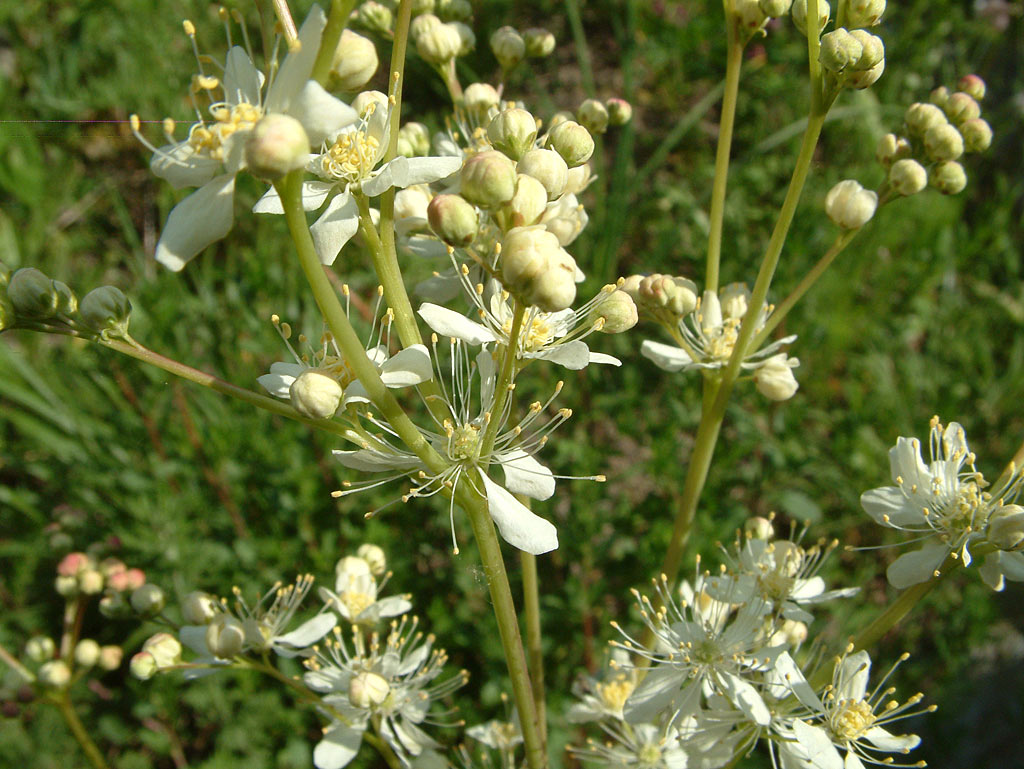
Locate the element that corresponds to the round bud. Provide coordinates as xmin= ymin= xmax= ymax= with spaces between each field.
xmin=545 ymin=121 xmax=594 ymax=168
xmin=957 ymin=74 xmax=986 ymax=101
xmin=759 ymin=0 xmax=793 ymax=17
xmin=336 ymin=554 xmax=372 ymax=580
xmin=904 ymin=102 xmax=947 ymax=136
xmin=744 ymin=516 xmax=775 ymax=540
xmin=57 ymin=552 xmax=90 ymax=577
xmin=501 ymin=227 xmax=557 ymax=291
xmin=523 ymin=27 xmax=556 ymax=57
xmin=438 ymin=0 xmax=473 ymax=22
xmin=638 ymin=275 xmax=699 ymax=316
xmin=182 ymin=591 xmax=220 ymax=625
xmin=356 ymin=544 xmax=387 ymax=576
xmin=791 ymin=0 xmax=830 ymax=35
xmin=78 ymin=569 xmax=105 ymax=595
xmin=490 ymin=26 xmax=525 ymax=70
xmin=131 ymin=584 xmax=166 ymax=615
xmin=460 ymin=150 xmax=517 ymax=209
xmin=848 ymin=30 xmax=883 ymax=70
xmin=413 ymin=0 xmax=436 ymax=13
xmin=80 ymin=286 xmax=132 ymax=337
xmin=819 ymin=28 xmax=864 ymax=73
xmin=331 ymin=30 xmax=378 ymax=91
xmin=395 ymin=187 xmax=430 ymax=222
xmin=576 ymin=99 xmax=609 ymax=135
xmin=7 ymin=268 xmax=59 ymax=319
xmin=825 ymin=179 xmax=878 ymax=229
xmin=842 ymin=59 xmax=884 ymax=89
xmin=55 ymin=575 xmax=79 ymax=597
xmin=38 ymin=660 xmax=72 ymax=689
xmin=129 ymin=652 xmax=157 ymax=681
xmin=736 ymin=0 xmax=769 ymax=31
xmin=409 ymin=12 xmax=441 ymax=42
xmin=452 ymin=22 xmax=475 ymax=56
xmin=123 ymin=568 xmax=146 ymax=591
xmin=98 ymin=592 xmax=129 ymax=619
xmin=74 ymin=639 xmax=101 ymax=668
xmin=529 ymin=249 xmax=578 ymax=313
xmin=889 ymin=159 xmax=927 ymax=196
xmin=548 ymin=111 xmax=574 ymax=130
xmin=924 ymin=122 xmax=964 ymax=161
xmin=518 ymin=148 xmax=568 ymax=200
xmin=349 ymin=671 xmax=391 ymax=709
xmin=593 ymin=290 xmax=638 ymax=334
xmin=415 ymin=18 xmax=462 ymax=65
xmin=352 ymin=90 xmax=388 ymax=120
xmin=875 ymin=133 xmax=911 ymax=167
xmin=929 ymin=85 xmax=950 ymax=109
xmin=754 ymin=354 xmax=800 ymax=400
xmin=397 ymin=122 xmax=431 ymax=158
xmin=960 ymin=118 xmax=993 ymax=153
xmin=98 ymin=645 xmax=123 ymax=671
xmin=25 ymin=636 xmax=56 ymax=664
xmin=290 ymin=370 xmax=344 ymax=420
xmin=52 ymin=281 xmax=76 ymax=316
xmin=487 ymin=108 xmax=538 ymax=161
xmin=944 ymin=92 xmax=981 ymax=125
xmin=619 ymin=275 xmax=644 ymax=303
xmin=428 ymin=193 xmax=479 ymax=246
xmin=845 ymin=0 xmax=885 ymax=27
xmin=245 ymin=114 xmax=310 ymax=180
xmin=930 ymin=161 xmax=967 ymax=195
xmin=987 ymin=504 xmax=1024 ymax=551
xmin=206 ymin=615 xmax=246 ymax=658
xmin=356 ymin=2 xmax=392 ymax=34
xmin=142 ymin=633 xmax=181 ymax=669
xmin=778 ymin=619 xmax=809 ymax=646
xmin=503 ymin=174 xmax=549 ymax=228
xmin=605 ymin=98 xmax=633 ymax=126
xmin=463 ymin=83 xmax=500 ymax=118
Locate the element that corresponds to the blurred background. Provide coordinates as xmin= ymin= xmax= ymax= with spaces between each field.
xmin=1 ymin=0 xmax=1023 ymax=766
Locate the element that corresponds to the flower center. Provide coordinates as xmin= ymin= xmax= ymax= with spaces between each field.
xmin=448 ymin=423 xmax=481 ymax=462
xmin=831 ymin=698 xmax=876 ymax=741
xmin=705 ymin=317 xmax=742 ymax=361
xmin=757 ymin=570 xmax=795 ymax=602
xmin=188 ymin=101 xmax=262 ymax=160
xmin=597 ymin=675 xmax=634 ymax=714
xmin=340 ymin=590 xmax=374 ymax=619
xmin=321 ymin=130 xmax=380 ymax=183
xmin=637 ymin=742 xmax=663 ymax=768
xmin=320 ymin=354 xmax=357 ymax=388
xmin=506 ymin=315 xmax=554 ymax=352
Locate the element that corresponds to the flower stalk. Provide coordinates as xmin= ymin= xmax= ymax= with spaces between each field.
xmin=53 ymin=696 xmax=111 ymax=769
xmin=521 ymin=546 xmax=547 ymax=744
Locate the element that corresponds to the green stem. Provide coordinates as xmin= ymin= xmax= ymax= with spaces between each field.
xmin=520 ymin=548 xmax=547 ymax=745
xmin=311 ymin=0 xmax=357 ymax=87
xmin=563 ymin=0 xmax=595 ymax=96
xmin=366 ymin=730 xmax=403 ymax=769
xmin=0 ymin=643 xmax=33 ymax=682
xmin=53 ymin=696 xmax=111 ymax=769
xmin=705 ymin=25 xmax=744 ymax=294
xmin=480 ymin=301 xmax=525 ymax=458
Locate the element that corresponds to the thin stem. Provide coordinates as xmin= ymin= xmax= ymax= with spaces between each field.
xmin=311 ymin=0 xmax=357 ymax=86
xmin=0 ymin=643 xmax=34 ymax=682
xmin=59 ymin=598 xmax=81 ymax=661
xmin=563 ymin=0 xmax=595 ymax=96
xmin=366 ymin=730 xmax=404 ymax=769
xmin=705 ymin=24 xmax=744 ymax=294
xmin=53 ymin=696 xmax=111 ymax=769
xmin=520 ymin=548 xmax=547 ymax=745
xmin=480 ymin=301 xmax=525 ymax=458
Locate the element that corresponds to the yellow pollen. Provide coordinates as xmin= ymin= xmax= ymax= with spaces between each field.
xmin=187 ymin=101 xmax=262 ymax=160
xmin=831 ymin=698 xmax=876 ymax=741
xmin=322 ymin=131 xmax=381 ymax=182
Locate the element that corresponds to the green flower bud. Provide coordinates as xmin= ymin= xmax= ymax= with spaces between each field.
xmin=957 ymin=74 xmax=986 ymax=101
xmin=182 ymin=591 xmax=219 ymax=625
xmin=503 ymin=174 xmax=549 ymax=228
xmin=825 ymin=179 xmax=877 ymax=229
xmin=54 ymin=575 xmax=78 ymax=597
xmin=356 ymin=543 xmax=387 ymax=576
xmin=929 ymin=85 xmax=950 ymax=109
xmin=638 ymin=274 xmax=699 ymax=316
xmin=944 ymin=92 xmax=981 ymax=125
xmin=78 ymin=568 xmax=104 ymax=595
xmin=736 ymin=0 xmax=769 ymax=31
xmin=397 ymin=121 xmax=431 ymax=157
xmin=486 ymin=108 xmax=538 ymax=161
xmin=593 ymin=289 xmax=638 ymax=334
xmin=791 ymin=0 xmax=830 ymax=35
xmin=845 ymin=0 xmax=885 ymax=27
xmin=548 ymin=110 xmax=575 ymax=130
xmin=437 ymin=0 xmax=472 ymax=22
xmin=428 ymin=193 xmax=479 ymax=246
xmin=759 ymin=0 xmax=793 ymax=17
xmin=518 ymin=148 xmax=568 ymax=200
xmin=875 ymin=133 xmax=912 ymax=167
xmin=349 ymin=671 xmax=391 ymax=709
xmin=460 ymin=150 xmax=517 ymax=209
xmin=7 ymin=267 xmax=59 ymax=319
xmin=355 ymin=2 xmax=393 ymax=34
xmin=410 ymin=13 xmax=442 ymax=44
xmin=331 ymin=29 xmax=378 ymax=92
xmin=80 ymin=286 xmax=132 ymax=338
xmin=245 ymin=114 xmax=310 ymax=180
xmin=74 ymin=639 xmax=101 ymax=669
xmin=523 ymin=27 xmax=556 ymax=57
xmin=842 ymin=58 xmax=884 ymax=89
xmin=206 ymin=615 xmax=246 ymax=658
xmin=848 ymin=29 xmax=883 ymax=70
xmin=490 ymin=26 xmax=525 ymax=70
xmin=930 ymin=161 xmax=967 ymax=195
xmin=414 ymin=16 xmax=462 ymax=64
xmin=545 ymin=120 xmax=594 ymax=168
xmin=905 ymin=102 xmax=947 ymax=136
xmin=576 ymin=98 xmax=609 ymax=135
xmin=889 ymin=158 xmax=928 ymax=196
xmin=819 ymin=28 xmax=864 ymax=73
xmin=605 ymin=98 xmax=633 ymax=126
xmin=290 ymin=370 xmax=343 ymax=420
xmin=987 ymin=504 xmax=1024 ymax=551
xmin=960 ymin=118 xmax=993 ymax=153
xmin=38 ymin=660 xmax=72 ymax=689
xmin=412 ymin=0 xmax=436 ymax=13
xmin=452 ymin=22 xmax=475 ymax=56
xmin=98 ymin=645 xmax=123 ymax=671
xmin=463 ymin=83 xmax=500 ymax=118
xmin=53 ymin=280 xmax=77 ymax=316
xmin=131 ymin=584 xmax=166 ymax=615
xmin=924 ymin=122 xmax=964 ymax=161
xmin=129 ymin=651 xmax=158 ymax=681
xmin=141 ymin=633 xmax=182 ymax=669
xmin=25 ymin=636 xmax=56 ymax=664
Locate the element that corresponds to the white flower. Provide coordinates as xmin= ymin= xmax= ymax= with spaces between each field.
xmin=318 ymin=555 xmax=412 ymax=625
xmin=860 ymin=417 xmax=1024 ymax=589
xmin=572 ymin=721 xmax=689 ymax=769
xmin=135 ymin=7 xmax=358 ymax=270
xmin=567 ymin=649 xmax=637 ymax=723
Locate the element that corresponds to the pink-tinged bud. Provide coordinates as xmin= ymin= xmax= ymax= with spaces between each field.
xmin=57 ymin=552 xmax=90 ymax=577
xmin=124 ymin=568 xmax=146 ymax=591
xmin=98 ymin=645 xmax=124 ymax=671
xmin=957 ymin=74 xmax=986 ymax=100
xmin=100 ymin=558 xmax=126 ymax=578
xmin=605 ymin=98 xmax=633 ymax=126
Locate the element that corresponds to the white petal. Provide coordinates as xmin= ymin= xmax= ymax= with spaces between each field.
xmin=718 ymin=670 xmax=771 ymax=726
xmin=341 ymin=382 xmax=371 ymax=407
xmin=266 ymin=7 xmax=327 ymax=113
xmin=587 ymin=352 xmax=622 ymax=366
xmin=257 ymin=373 xmax=296 ymax=398
xmin=150 ymin=142 xmax=219 ymax=189
xmin=863 ymin=726 xmax=920 ymax=752
xmin=253 ymin=180 xmax=333 ymax=214
xmin=381 ymin=345 xmax=433 ymax=387
xmin=310 ymin=191 xmax=359 ymax=265
xmin=333 ymin=448 xmax=419 ymax=472
xmin=844 ymin=752 xmax=866 ymax=769
xmin=372 ymin=595 xmax=413 ymax=618
xmin=791 ymin=720 xmax=843 ymax=769
xmin=837 ymin=650 xmax=871 ymax=701
xmin=790 ymin=576 xmax=826 ymax=600
xmin=155 ymin=174 xmax=235 ymax=271
xmin=535 ymin=340 xmax=591 ymax=370
xmin=275 ymin=613 xmax=337 ymax=650
xmin=622 ymin=665 xmax=684 ymax=723
xmin=179 ymin=625 xmax=212 ymax=656
xmin=498 ymin=449 xmax=555 ymax=500
xmin=223 ymin=47 xmax=263 ymax=106
xmin=289 ymin=81 xmax=359 ymax=145
xmin=886 ymin=542 xmax=947 ymax=589
xmin=314 ymin=723 xmax=364 ymax=769
xmin=889 ymin=437 xmax=929 ymax=490
xmin=771 ymin=652 xmax=823 ymax=710
xmin=860 ymin=486 xmax=919 ymax=528
xmin=362 ymin=155 xmax=463 ymax=197
xmin=641 ymin=340 xmax=694 ymax=372
xmin=480 ymin=473 xmax=558 ymax=554
xmin=417 ymin=304 xmax=495 ymax=345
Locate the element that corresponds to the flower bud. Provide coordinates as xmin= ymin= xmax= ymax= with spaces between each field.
xmin=736 ymin=0 xmax=769 ymax=31
xmin=545 ymin=121 xmax=594 ymax=168
xmin=130 ymin=584 xmax=166 ymax=615
xmin=744 ymin=516 xmax=775 ymax=539
xmin=875 ymin=133 xmax=911 ymax=167
xmin=438 ymin=0 xmax=473 ymax=22
xmin=605 ymin=98 xmax=633 ymax=126
xmin=352 ymin=90 xmax=388 ymax=120
xmin=825 ymin=179 xmax=877 ymax=229
xmin=924 ymin=122 xmax=964 ymax=161
xmin=904 ymin=102 xmax=947 ymax=136
xmin=290 ymin=370 xmax=344 ymax=420
xmin=791 ymin=0 xmax=830 ymax=35
xmin=501 ymin=227 xmax=556 ymax=290
xmin=395 ymin=187 xmax=430 ymax=223
xmin=460 ymin=150 xmax=517 ymax=209
xmin=356 ymin=2 xmax=393 ymax=34
xmin=564 ymin=163 xmax=594 ymax=194
xmin=38 ymin=660 xmax=71 ymax=689
xmin=78 ymin=569 xmax=104 ymax=595
xmin=74 ymin=639 xmax=101 ymax=668
xmin=349 ymin=671 xmax=391 ymax=708
xmin=80 ymin=286 xmax=132 ymax=337
xmin=944 ymin=92 xmax=981 ymax=125
xmin=848 ymin=30 xmax=883 ymax=70
xmin=845 ymin=0 xmax=885 ymax=27
xmin=53 ymin=280 xmax=77 ymax=316
xmin=619 ymin=275 xmax=643 ymax=303
xmin=206 ymin=615 xmax=246 ymax=658
xmin=819 ymin=29 xmax=864 ymax=72
xmin=409 ymin=12 xmax=441 ymax=41
xmin=98 ymin=645 xmax=123 ymax=671
xmin=55 ymin=575 xmax=79 ymax=596
xmin=518 ymin=148 xmax=568 ymax=201
xmin=490 ymin=26 xmax=525 ymax=69
xmin=593 ymin=290 xmax=638 ymax=334
xmin=888 ymin=158 xmax=927 ymax=196
xmin=779 ymin=619 xmax=809 ymax=646
xmin=487 ymin=108 xmax=538 ymax=161
xmin=720 ymin=285 xmax=749 ymax=320
xmin=330 ymin=30 xmax=378 ymax=92
xmin=930 ymin=161 xmax=967 ymax=195
xmin=576 ymin=99 xmax=609 ymax=135
xmin=99 ymin=591 xmax=129 ymax=619
xmin=960 ymin=118 xmax=993 ymax=153
xmin=452 ymin=22 xmax=475 ymax=56
xmin=957 ymin=74 xmax=986 ymax=101
xmin=530 ymin=249 xmax=578 ymax=313
xmin=759 ymin=0 xmax=793 ymax=17
xmin=503 ymin=174 xmax=548 ymax=228
xmin=413 ymin=0 xmax=437 ymax=13
xmin=142 ymin=633 xmax=181 ymax=669
xmin=356 ymin=544 xmax=387 ymax=576
xmin=754 ymin=354 xmax=800 ymax=400
xmin=523 ymin=27 xmax=555 ymax=57
xmin=463 ymin=83 xmax=500 ymax=118
xmin=842 ymin=59 xmax=884 ymax=89
xmin=245 ymin=114 xmax=310 ymax=180
xmin=397 ymin=122 xmax=431 ymax=158
xmin=129 ymin=651 xmax=158 ymax=680
xmin=540 ymin=194 xmax=589 ymax=246
xmin=929 ymin=85 xmax=950 ymax=109
xmin=639 ymin=274 xmax=699 ymax=316
xmin=25 ymin=636 xmax=56 ymax=663
xmin=57 ymin=552 xmax=91 ymax=577
xmin=7 ymin=268 xmax=59 ymax=319
xmin=987 ymin=504 xmax=1024 ymax=551
xmin=428 ymin=193 xmax=479 ymax=246
xmin=182 ymin=591 xmax=220 ymax=625
xmin=415 ymin=17 xmax=462 ymax=65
